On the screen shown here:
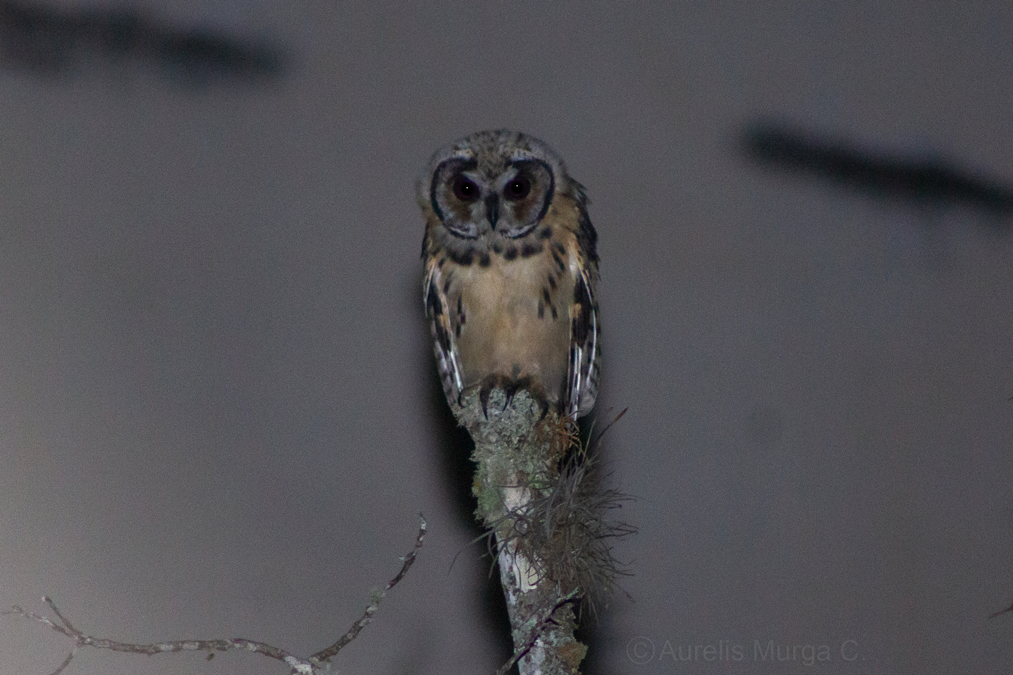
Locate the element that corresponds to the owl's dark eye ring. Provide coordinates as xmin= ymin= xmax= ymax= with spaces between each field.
xmin=504 ymin=175 xmax=531 ymax=201
xmin=452 ymin=175 xmax=480 ymax=202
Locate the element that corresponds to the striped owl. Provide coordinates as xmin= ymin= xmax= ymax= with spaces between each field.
xmin=419 ymin=129 xmax=600 ymax=419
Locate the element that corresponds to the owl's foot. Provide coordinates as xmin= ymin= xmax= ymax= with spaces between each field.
xmin=477 ymin=375 xmax=549 ymax=420
xmin=477 ymin=374 xmax=507 ymax=419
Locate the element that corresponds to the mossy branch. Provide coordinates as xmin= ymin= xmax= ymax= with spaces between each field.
xmin=454 ymin=388 xmax=631 ymax=675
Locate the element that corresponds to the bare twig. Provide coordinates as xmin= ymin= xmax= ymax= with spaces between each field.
xmin=310 ymin=514 xmax=427 ymax=664
xmin=588 ymin=407 xmax=628 ymax=449
xmin=494 ymin=590 xmax=580 ymax=675
xmin=48 ymin=647 xmax=76 ymax=675
xmin=989 ymin=600 xmax=1013 ymax=619
xmin=4 ymin=599 xmax=313 ymax=674
xmin=5 ymin=515 xmax=428 ymax=675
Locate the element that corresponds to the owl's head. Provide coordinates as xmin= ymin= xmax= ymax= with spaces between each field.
xmin=418 ymin=129 xmax=582 ymax=241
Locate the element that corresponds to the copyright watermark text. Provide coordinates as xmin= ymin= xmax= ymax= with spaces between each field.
xmin=627 ymin=637 xmax=862 ymax=667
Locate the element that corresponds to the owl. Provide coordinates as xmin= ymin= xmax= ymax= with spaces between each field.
xmin=419 ymin=130 xmax=599 ymax=419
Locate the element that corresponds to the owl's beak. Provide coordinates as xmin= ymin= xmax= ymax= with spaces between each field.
xmin=485 ymin=194 xmax=499 ymax=228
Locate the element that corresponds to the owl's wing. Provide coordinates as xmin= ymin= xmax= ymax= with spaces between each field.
xmin=565 ymin=262 xmax=600 ymax=418
xmin=424 ymin=259 xmax=464 ymax=408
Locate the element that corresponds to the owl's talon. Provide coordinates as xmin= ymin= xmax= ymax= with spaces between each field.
xmin=503 ymin=376 xmax=537 ymax=411
xmin=479 ymin=386 xmax=492 ymax=420
xmin=502 ymin=381 xmax=519 ymax=411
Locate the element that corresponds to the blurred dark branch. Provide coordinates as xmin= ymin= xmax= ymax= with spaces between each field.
xmin=989 ymin=599 xmax=1013 ymax=619
xmin=0 ymin=1 xmax=286 ymax=84
xmin=741 ymin=120 xmax=1013 ymax=217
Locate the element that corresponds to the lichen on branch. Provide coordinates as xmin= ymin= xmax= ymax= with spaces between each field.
xmin=455 ymin=388 xmax=631 ymax=675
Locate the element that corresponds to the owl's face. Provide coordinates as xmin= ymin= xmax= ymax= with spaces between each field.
xmin=419 ymin=130 xmax=575 ymax=242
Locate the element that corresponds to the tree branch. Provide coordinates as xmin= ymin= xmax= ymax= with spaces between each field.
xmin=310 ymin=514 xmax=427 ymax=664
xmin=5 ymin=515 xmax=427 ymax=675
xmin=456 ymin=388 xmax=606 ymax=675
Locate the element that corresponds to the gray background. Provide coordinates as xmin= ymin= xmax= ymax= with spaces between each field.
xmin=2 ymin=1 xmax=1013 ymax=673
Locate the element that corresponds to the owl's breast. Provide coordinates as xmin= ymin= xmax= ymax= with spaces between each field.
xmin=449 ymin=244 xmax=576 ymax=402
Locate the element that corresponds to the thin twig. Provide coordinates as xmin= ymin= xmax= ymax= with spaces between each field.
xmin=5 ymin=600 xmax=313 ymax=672
xmin=310 ymin=514 xmax=427 ymax=664
xmin=5 ymin=515 xmax=428 ymax=675
xmin=989 ymin=600 xmax=1013 ymax=619
xmin=494 ymin=590 xmax=580 ymax=675
xmin=588 ymin=407 xmax=628 ymax=450
xmin=49 ymin=647 xmax=76 ymax=675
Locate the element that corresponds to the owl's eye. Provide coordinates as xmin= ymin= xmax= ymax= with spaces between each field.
xmin=504 ymin=175 xmax=531 ymax=201
xmin=453 ymin=175 xmax=480 ymax=202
